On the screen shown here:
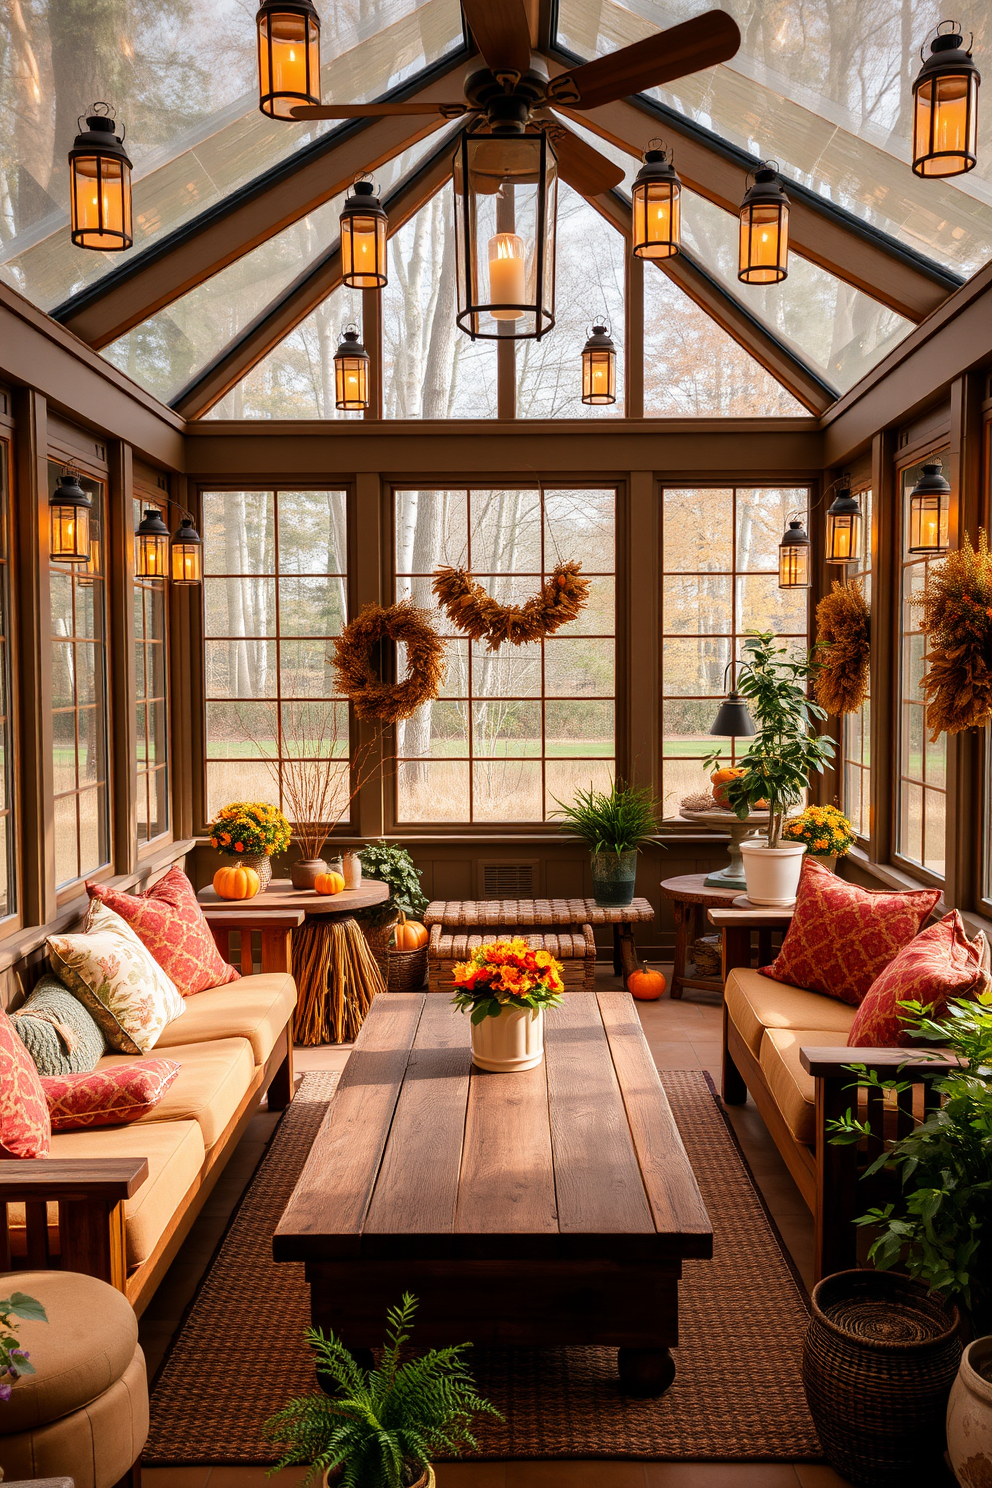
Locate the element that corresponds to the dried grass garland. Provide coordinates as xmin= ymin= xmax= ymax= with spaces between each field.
xmin=432 ymin=561 xmax=590 ymax=650
xmin=913 ymin=529 xmax=992 ymax=739
xmin=813 ymin=579 xmax=870 ymax=715
xmin=331 ymin=600 xmax=446 ymax=724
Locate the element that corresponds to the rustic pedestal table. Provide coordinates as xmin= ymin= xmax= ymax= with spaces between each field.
xmin=198 ymin=878 xmax=389 ymax=1044
xmin=274 ymin=990 xmax=712 ymax=1396
xmin=659 ymin=874 xmax=740 ymax=999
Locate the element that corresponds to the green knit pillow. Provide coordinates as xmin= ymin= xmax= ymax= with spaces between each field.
xmin=10 ymin=976 xmax=106 ymax=1075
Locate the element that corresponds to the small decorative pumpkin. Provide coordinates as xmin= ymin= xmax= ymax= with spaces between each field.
xmin=393 ymin=911 xmax=428 ymax=949
xmin=710 ymin=766 xmax=745 ymax=807
xmin=213 ymin=862 xmax=260 ymax=900
xmin=627 ymin=965 xmax=667 ymax=1001
xmin=313 ymin=871 xmax=345 ymax=896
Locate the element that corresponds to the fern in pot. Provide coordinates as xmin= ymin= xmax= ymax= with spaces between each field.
xmin=554 ymin=778 xmax=659 ymax=907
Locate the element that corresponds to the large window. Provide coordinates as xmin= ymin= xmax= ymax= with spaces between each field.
xmin=897 ymin=455 xmax=948 ymax=879
xmin=661 ymin=486 xmax=809 ymax=815
xmin=0 ymin=443 xmax=14 ymax=918
xmin=134 ymin=496 xmax=169 ymax=845
xmin=50 ymin=464 xmax=110 ymax=887
xmin=842 ymin=484 xmax=873 ymax=842
xmin=202 ymin=489 xmax=348 ymax=822
xmin=393 ymin=486 xmax=615 ymax=823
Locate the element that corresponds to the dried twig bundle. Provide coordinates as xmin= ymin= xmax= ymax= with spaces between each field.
xmin=813 ymin=579 xmax=870 ymax=715
xmin=914 ymin=529 xmax=992 ymax=739
xmin=332 ymin=600 xmax=446 ymax=724
xmin=432 ymin=560 xmax=590 ymax=649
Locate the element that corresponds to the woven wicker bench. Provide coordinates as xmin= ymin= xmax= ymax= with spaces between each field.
xmin=428 ymin=924 xmax=597 ymax=992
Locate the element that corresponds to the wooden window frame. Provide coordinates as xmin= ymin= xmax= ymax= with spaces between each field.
xmin=132 ymin=482 xmax=171 ymax=853
xmin=0 ymin=432 xmax=21 ymax=937
xmin=839 ymin=479 xmax=874 ymax=847
xmin=385 ymin=479 xmax=623 ymax=835
xmin=980 ymin=403 xmax=992 ymax=919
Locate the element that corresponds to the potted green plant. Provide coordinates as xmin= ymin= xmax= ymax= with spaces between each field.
xmin=705 ymin=632 xmax=835 ymax=906
xmin=263 ymin=1293 xmax=499 ymax=1487
xmin=553 ymin=778 xmax=659 ymax=907
xmin=358 ymin=842 xmax=429 ymax=972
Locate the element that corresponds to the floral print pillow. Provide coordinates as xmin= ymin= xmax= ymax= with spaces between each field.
xmin=47 ymin=899 xmax=186 ymax=1055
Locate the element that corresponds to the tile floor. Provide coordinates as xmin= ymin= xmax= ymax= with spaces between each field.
xmin=140 ymin=974 xmax=852 ymax=1488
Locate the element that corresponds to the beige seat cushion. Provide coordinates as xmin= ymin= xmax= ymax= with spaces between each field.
xmin=96 ymin=1037 xmax=257 ymax=1149
xmin=726 ymin=967 xmax=857 ymax=1057
xmin=0 ymin=1344 xmax=147 ymax=1488
xmin=48 ymin=1118 xmax=205 ymax=1269
xmin=0 ymin=1270 xmax=137 ymax=1434
xmin=156 ymin=972 xmax=296 ymax=1066
xmin=758 ymin=1028 xmax=848 ymax=1146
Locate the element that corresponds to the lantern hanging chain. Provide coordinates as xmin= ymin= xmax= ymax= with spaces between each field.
xmin=920 ymin=19 xmax=972 ymax=63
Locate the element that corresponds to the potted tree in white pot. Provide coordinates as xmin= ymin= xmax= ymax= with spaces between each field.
xmin=707 ymin=632 xmax=835 ymax=907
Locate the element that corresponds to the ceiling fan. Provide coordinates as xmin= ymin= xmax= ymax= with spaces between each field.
xmin=289 ymin=0 xmax=741 ymax=198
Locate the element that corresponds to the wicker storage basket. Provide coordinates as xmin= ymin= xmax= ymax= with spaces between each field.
xmin=387 ymin=943 xmax=428 ymax=992
xmin=802 ymin=1269 xmax=961 ymax=1488
xmin=428 ymin=925 xmax=596 ymax=992
xmin=361 ymin=916 xmax=397 ymax=978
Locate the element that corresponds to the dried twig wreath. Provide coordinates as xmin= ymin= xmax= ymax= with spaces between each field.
xmin=331 ymin=600 xmax=447 ymax=725
xmin=914 ymin=529 xmax=992 ymax=738
xmin=813 ymin=578 xmax=870 ymax=715
xmin=432 ymin=560 xmax=590 ymax=649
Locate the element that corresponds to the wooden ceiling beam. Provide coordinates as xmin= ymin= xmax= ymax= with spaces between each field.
xmin=554 ymin=90 xmax=959 ymax=324
xmin=589 ymin=191 xmax=836 ymax=415
xmin=174 ymin=143 xmax=455 ymax=419
xmin=55 ymin=55 xmax=478 ymax=351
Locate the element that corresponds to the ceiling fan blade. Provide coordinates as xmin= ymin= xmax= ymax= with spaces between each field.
xmin=290 ymin=102 xmax=469 ymax=119
xmin=540 ymin=119 xmax=625 ymax=196
xmin=461 ymin=0 xmax=533 ymax=75
xmin=546 ymin=10 xmax=741 ymax=110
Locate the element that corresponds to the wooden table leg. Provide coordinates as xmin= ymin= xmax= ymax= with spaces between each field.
xmin=612 ymin=924 xmax=622 ymax=977
xmin=670 ymin=900 xmax=687 ymax=999
xmin=617 ymin=923 xmax=640 ymax=988
xmin=617 ymin=1346 xmax=676 ymax=1397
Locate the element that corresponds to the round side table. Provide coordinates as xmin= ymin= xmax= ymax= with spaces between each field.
xmin=660 ymin=874 xmax=740 ymax=1000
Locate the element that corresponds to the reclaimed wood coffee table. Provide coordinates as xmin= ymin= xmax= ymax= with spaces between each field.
xmin=274 ymin=990 xmax=712 ymax=1396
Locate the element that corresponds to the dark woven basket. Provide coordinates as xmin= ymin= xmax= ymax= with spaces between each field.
xmin=387 ymin=943 xmax=428 ymax=992
xmin=802 ymin=1270 xmax=962 ymax=1487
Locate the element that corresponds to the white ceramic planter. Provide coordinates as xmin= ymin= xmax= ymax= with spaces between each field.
xmin=740 ymin=841 xmax=806 ymax=906
xmin=947 ymin=1335 xmax=992 ymax=1487
xmin=470 ymin=1004 xmax=544 ymax=1072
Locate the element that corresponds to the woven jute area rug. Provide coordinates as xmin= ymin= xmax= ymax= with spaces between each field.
xmin=144 ymin=1068 xmax=820 ymax=1464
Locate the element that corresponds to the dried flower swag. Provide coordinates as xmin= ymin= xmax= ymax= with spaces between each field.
xmin=432 ymin=561 xmax=590 ymax=649
xmin=914 ymin=529 xmax=992 ymax=739
xmin=813 ymin=579 xmax=870 ymax=716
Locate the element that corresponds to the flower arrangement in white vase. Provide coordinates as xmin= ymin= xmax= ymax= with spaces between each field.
xmin=451 ymin=939 xmax=565 ymax=1072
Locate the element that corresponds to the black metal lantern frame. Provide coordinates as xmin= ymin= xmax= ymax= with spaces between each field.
xmin=68 ymin=104 xmax=133 ymax=252
xmin=453 ymin=127 xmax=557 ymax=341
xmin=912 ymin=21 xmax=981 ymax=178
xmin=171 ymin=516 xmax=203 ymax=585
xmin=340 ymin=175 xmax=388 ymax=289
xmin=334 ymin=324 xmax=370 ymax=410
xmin=631 ymin=141 xmax=682 ymax=260
xmin=778 ymin=517 xmax=811 ymax=589
xmin=50 ymin=469 xmax=93 ymax=564
xmin=581 ymin=322 xmax=617 ymax=405
xmin=256 ymin=0 xmax=321 ymax=121
xmin=135 ymin=507 xmax=170 ymax=579
xmin=824 ymin=478 xmax=864 ymax=565
xmin=739 ymin=161 xmax=790 ymax=285
xmin=907 ymin=460 xmax=952 ymax=554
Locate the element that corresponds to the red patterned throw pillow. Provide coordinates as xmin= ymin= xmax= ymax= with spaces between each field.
xmin=0 ymin=1007 xmax=51 ymax=1158
xmin=759 ymin=857 xmax=941 ymax=1006
xmin=87 ymin=866 xmax=239 ymax=997
xmin=42 ymin=1060 xmax=180 ymax=1132
xmin=848 ymin=912 xmax=990 ymax=1047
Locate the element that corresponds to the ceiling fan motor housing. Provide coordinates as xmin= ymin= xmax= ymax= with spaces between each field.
xmin=464 ymin=59 xmax=551 ymax=134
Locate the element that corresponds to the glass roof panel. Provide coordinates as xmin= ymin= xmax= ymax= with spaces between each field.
xmin=557 ymin=0 xmax=992 ymax=277
xmin=101 ymin=138 xmax=445 ymax=403
xmin=0 ymin=0 xmax=464 ymax=311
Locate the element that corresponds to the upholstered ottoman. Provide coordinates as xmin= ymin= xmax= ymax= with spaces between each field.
xmin=0 ymin=1271 xmax=147 ymax=1488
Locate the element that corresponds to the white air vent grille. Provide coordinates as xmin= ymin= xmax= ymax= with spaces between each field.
xmin=481 ymin=861 xmax=536 ymax=899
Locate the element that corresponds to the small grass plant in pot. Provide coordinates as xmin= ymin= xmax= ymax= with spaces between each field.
xmin=553 ymin=778 xmax=660 ymax=907
xmin=706 ymin=633 xmax=835 ymax=907
xmin=208 ymin=801 xmax=291 ymax=893
xmin=781 ymin=804 xmax=855 ymax=873
xmin=452 ymin=939 xmax=565 ymax=1072
xmin=263 ymin=1293 xmax=498 ymax=1488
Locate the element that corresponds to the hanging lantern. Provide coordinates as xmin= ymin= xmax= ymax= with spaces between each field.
xmin=340 ymin=177 xmax=387 ymax=289
xmin=171 ymin=516 xmax=203 ymax=585
xmin=453 ymin=128 xmax=558 ymax=340
xmin=50 ymin=472 xmax=92 ymax=563
xmin=912 ymin=22 xmax=980 ymax=177
xmin=135 ymin=508 xmax=169 ymax=578
xmin=68 ymin=104 xmax=132 ymax=252
xmin=778 ymin=519 xmax=811 ymax=589
xmin=256 ymin=0 xmax=321 ymax=121
xmin=738 ymin=162 xmax=789 ymax=284
xmin=631 ymin=142 xmax=681 ymax=260
xmin=825 ymin=482 xmax=863 ymax=564
xmin=908 ymin=460 xmax=951 ymax=554
xmin=333 ymin=325 xmax=369 ymax=410
xmin=581 ymin=324 xmax=617 ymax=405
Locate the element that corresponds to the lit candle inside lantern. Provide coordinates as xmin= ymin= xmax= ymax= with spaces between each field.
xmin=488 ymin=233 xmax=525 ymax=319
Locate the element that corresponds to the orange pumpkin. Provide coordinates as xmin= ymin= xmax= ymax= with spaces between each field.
xmin=314 ymin=871 xmax=345 ymax=896
xmin=213 ymin=862 xmax=260 ymax=900
xmin=627 ymin=965 xmax=667 ymax=1001
xmin=710 ymin=766 xmax=745 ymax=807
xmin=393 ymin=912 xmax=428 ymax=949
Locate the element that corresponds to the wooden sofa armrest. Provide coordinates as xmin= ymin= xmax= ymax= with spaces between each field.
xmin=801 ymin=1046 xmax=961 ymax=1079
xmin=0 ymin=1158 xmax=148 ymax=1290
xmin=709 ymin=906 xmax=794 ymax=980
xmin=201 ymin=908 xmax=305 ymax=975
